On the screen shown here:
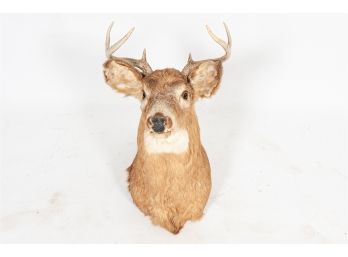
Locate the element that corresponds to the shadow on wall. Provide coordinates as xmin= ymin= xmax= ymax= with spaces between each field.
xmin=202 ymin=47 xmax=275 ymax=211
xmin=79 ymin=104 xmax=139 ymax=205
xmin=47 ymin=23 xmax=138 ymax=205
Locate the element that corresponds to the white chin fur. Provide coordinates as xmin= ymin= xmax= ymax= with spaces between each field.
xmin=144 ymin=129 xmax=189 ymax=154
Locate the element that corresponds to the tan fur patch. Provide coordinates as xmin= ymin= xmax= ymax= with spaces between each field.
xmin=188 ymin=60 xmax=222 ymax=98
xmin=103 ymin=59 xmax=143 ymax=96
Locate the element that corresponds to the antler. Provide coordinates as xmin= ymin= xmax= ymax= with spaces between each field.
xmin=105 ymin=22 xmax=153 ymax=75
xmin=182 ymin=22 xmax=231 ymax=75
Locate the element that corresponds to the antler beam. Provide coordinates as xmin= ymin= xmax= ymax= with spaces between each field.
xmin=105 ymin=22 xmax=153 ymax=75
xmin=206 ymin=22 xmax=231 ymax=62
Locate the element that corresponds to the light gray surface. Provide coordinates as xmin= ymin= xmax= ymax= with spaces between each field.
xmin=0 ymin=14 xmax=347 ymax=243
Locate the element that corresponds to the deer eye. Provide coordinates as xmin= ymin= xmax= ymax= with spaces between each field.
xmin=181 ymin=90 xmax=189 ymax=100
xmin=142 ymin=90 xmax=146 ymax=99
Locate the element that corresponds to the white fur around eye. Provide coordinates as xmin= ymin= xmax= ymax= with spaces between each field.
xmin=140 ymin=97 xmax=148 ymax=110
xmin=140 ymin=88 xmax=150 ymax=110
xmin=179 ymin=93 xmax=191 ymax=108
xmin=174 ymin=85 xmax=191 ymax=109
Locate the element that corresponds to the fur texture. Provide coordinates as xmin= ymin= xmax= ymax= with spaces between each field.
xmin=104 ymin=64 xmax=222 ymax=234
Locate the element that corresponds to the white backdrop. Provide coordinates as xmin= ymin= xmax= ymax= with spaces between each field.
xmin=0 ymin=14 xmax=347 ymax=243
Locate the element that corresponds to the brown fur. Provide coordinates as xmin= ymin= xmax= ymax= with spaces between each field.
xmin=104 ymin=61 xmax=223 ymax=234
xmin=103 ymin=23 xmax=230 ymax=234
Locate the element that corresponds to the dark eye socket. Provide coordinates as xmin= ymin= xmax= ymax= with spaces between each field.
xmin=182 ymin=90 xmax=189 ymax=100
xmin=142 ymin=90 xmax=146 ymax=99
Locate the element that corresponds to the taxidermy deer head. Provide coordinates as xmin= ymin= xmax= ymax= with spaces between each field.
xmin=103 ymin=22 xmax=231 ymax=234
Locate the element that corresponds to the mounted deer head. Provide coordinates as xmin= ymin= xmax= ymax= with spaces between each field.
xmin=103 ymin=21 xmax=230 ymax=135
xmin=103 ymin=22 xmax=231 ymax=234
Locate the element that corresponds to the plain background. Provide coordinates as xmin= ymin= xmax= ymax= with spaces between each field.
xmin=0 ymin=14 xmax=347 ymax=243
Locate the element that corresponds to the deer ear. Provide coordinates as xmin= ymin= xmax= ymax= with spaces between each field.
xmin=103 ymin=59 xmax=143 ymax=98
xmin=187 ymin=60 xmax=223 ymax=98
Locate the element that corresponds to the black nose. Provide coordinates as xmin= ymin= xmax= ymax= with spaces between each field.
xmin=151 ymin=115 xmax=165 ymax=133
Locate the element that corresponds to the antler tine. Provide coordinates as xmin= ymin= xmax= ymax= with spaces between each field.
xmin=205 ymin=22 xmax=231 ymax=61
xmin=105 ymin=22 xmax=112 ymax=55
xmin=105 ymin=22 xmax=135 ymax=58
xmin=124 ymin=48 xmax=153 ymax=75
xmin=105 ymin=22 xmax=153 ymax=75
xmin=182 ymin=23 xmax=231 ymax=75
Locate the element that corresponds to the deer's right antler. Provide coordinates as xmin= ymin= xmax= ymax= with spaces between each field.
xmin=105 ymin=22 xmax=153 ymax=75
xmin=182 ymin=23 xmax=231 ymax=75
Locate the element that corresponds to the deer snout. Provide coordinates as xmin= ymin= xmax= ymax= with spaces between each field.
xmin=147 ymin=113 xmax=172 ymax=133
